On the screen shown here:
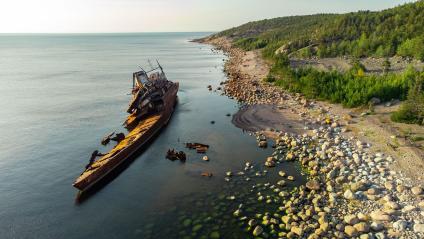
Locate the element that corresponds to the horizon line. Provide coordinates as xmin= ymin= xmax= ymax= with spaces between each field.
xmin=0 ymin=31 xmax=217 ymax=35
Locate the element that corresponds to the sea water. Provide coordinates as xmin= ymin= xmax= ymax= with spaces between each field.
xmin=0 ymin=33 xmax=304 ymax=239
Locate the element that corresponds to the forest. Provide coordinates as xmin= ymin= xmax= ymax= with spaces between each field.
xmin=216 ymin=0 xmax=424 ymax=124
xmin=218 ymin=1 xmax=424 ymax=60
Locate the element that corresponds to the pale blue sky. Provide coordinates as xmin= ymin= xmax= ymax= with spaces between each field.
xmin=0 ymin=0 xmax=416 ymax=33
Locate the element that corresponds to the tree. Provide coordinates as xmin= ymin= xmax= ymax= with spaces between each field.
xmin=392 ymin=74 xmax=424 ymax=124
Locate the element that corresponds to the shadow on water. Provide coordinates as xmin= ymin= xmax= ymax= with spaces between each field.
xmin=75 ymin=103 xmax=179 ymax=205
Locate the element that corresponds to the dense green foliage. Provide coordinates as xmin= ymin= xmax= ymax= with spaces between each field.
xmin=266 ymin=55 xmax=418 ymax=107
xmin=218 ymin=1 xmax=424 ymax=59
xmin=392 ymin=74 xmax=424 ymax=124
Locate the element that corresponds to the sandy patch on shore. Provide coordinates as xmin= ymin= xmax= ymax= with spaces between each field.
xmin=232 ymin=104 xmax=305 ymax=134
xmin=291 ymin=56 xmax=424 ymax=73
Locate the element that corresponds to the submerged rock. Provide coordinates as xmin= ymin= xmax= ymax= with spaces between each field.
xmin=182 ymin=218 xmax=192 ymax=227
xmin=248 ymin=219 xmax=257 ymax=227
xmin=252 ymin=225 xmax=263 ymax=236
xmin=192 ymin=224 xmax=203 ymax=232
xmin=210 ymin=231 xmax=220 ymax=239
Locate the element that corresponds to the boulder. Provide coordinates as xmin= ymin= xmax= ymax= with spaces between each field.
xmin=306 ymin=180 xmax=320 ymax=191
xmin=344 ymin=189 xmax=356 ymax=200
xmin=344 ymin=225 xmax=358 ymax=237
xmin=258 ymin=141 xmax=267 ymax=148
xmin=393 ymin=220 xmax=408 ymax=232
xmin=402 ymin=205 xmax=416 ymax=213
xmin=370 ymin=211 xmax=392 ymax=221
xmin=354 ymin=222 xmax=370 ymax=233
xmin=411 ymin=186 xmax=423 ymax=195
xmin=369 ymin=97 xmax=381 ymax=106
xmin=370 ymin=222 xmax=384 ymax=231
xmin=281 ymin=215 xmax=291 ymax=224
xmin=384 ymin=182 xmax=394 ymax=190
xmin=385 ymin=201 xmax=400 ymax=210
xmin=291 ymin=226 xmax=303 ymax=236
xmin=357 ymin=213 xmax=369 ymax=221
xmin=350 ymin=182 xmax=365 ymax=192
xmin=264 ymin=160 xmax=276 ymax=167
xmin=344 ymin=215 xmax=359 ymax=225
xmin=414 ymin=224 xmax=424 ymax=233
xmin=248 ymin=219 xmax=257 ymax=227
xmin=252 ymin=225 xmax=263 ymax=236
xmin=277 ymin=180 xmax=286 ymax=186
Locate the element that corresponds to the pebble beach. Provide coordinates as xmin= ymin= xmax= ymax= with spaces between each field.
xmin=193 ymin=36 xmax=424 ymax=239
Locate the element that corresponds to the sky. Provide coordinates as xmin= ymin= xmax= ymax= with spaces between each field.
xmin=0 ymin=0 xmax=416 ymax=33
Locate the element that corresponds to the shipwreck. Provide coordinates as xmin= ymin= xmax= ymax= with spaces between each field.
xmin=73 ymin=62 xmax=179 ymax=192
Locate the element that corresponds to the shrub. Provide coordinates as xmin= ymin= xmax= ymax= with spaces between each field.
xmin=268 ymin=61 xmax=418 ymax=108
xmin=392 ymin=73 xmax=424 ymax=125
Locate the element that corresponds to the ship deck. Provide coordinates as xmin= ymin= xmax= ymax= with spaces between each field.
xmin=74 ymin=113 xmax=161 ymax=182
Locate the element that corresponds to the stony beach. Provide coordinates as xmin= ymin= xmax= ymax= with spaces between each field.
xmin=196 ymin=36 xmax=424 ymax=239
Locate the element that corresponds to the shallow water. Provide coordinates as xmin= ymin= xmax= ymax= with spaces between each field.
xmin=0 ymin=33 xmax=305 ymax=239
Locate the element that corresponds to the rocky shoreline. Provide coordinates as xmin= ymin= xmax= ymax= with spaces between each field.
xmin=197 ymin=36 xmax=424 ymax=238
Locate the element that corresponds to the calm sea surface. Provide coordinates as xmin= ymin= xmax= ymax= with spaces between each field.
xmin=0 ymin=33 xmax=304 ymax=239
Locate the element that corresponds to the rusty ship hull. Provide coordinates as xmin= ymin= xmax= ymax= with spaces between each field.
xmin=73 ymin=82 xmax=179 ymax=192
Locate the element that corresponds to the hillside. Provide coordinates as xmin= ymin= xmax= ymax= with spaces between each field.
xmin=215 ymin=0 xmax=424 ymax=60
xmin=205 ymin=0 xmax=424 ymax=124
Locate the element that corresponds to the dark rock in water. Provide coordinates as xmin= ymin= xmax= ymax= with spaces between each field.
xmin=264 ymin=157 xmax=276 ymax=167
xmin=201 ymin=172 xmax=213 ymax=177
xmin=258 ymin=141 xmax=267 ymax=148
xmin=196 ymin=147 xmax=208 ymax=153
xmin=211 ymin=121 xmax=215 ymax=124
xmin=166 ymin=149 xmax=186 ymax=162
xmin=186 ymin=142 xmax=209 ymax=149
xmin=186 ymin=142 xmax=209 ymax=154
